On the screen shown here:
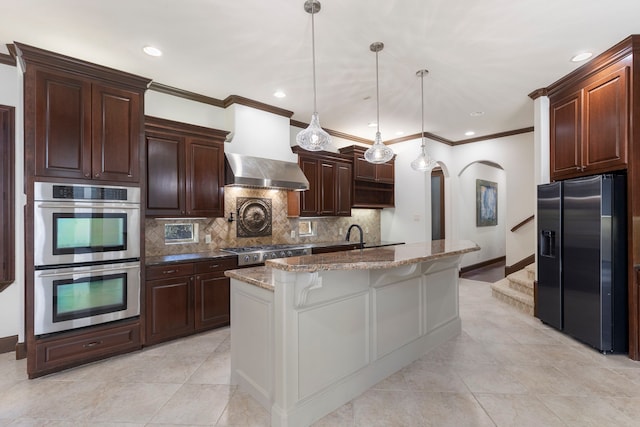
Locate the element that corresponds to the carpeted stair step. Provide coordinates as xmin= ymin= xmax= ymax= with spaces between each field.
xmin=491 ymin=277 xmax=534 ymax=315
xmin=506 ymin=269 xmax=534 ymax=297
xmin=525 ymin=263 xmax=535 ymax=281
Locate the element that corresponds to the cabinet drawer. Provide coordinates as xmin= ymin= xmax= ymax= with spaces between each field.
xmin=195 ymin=257 xmax=238 ymax=274
xmin=34 ymin=321 xmax=140 ymax=376
xmin=146 ymin=262 xmax=194 ymax=280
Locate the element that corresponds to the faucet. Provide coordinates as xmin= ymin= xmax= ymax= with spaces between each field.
xmin=345 ymin=224 xmax=364 ymax=249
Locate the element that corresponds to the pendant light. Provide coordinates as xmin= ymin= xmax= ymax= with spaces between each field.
xmin=411 ymin=69 xmax=437 ymax=172
xmin=296 ymin=0 xmax=332 ymax=151
xmin=364 ymin=42 xmax=394 ymax=164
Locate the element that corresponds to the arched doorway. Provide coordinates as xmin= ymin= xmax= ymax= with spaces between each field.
xmin=431 ymin=167 xmax=445 ymax=240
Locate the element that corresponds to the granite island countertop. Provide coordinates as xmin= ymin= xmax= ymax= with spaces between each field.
xmin=265 ymin=240 xmax=479 ymax=272
xmin=225 ymin=239 xmax=479 ymax=286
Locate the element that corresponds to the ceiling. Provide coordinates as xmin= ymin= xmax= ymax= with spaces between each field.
xmin=2 ymin=0 xmax=640 ymax=143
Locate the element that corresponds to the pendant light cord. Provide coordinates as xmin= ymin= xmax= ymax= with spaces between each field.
xmin=420 ymin=71 xmax=425 ymax=149
xmin=311 ymin=5 xmax=318 ymax=114
xmin=375 ymin=50 xmax=380 ymax=134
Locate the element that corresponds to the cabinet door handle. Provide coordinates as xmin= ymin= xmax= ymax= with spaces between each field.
xmin=208 ymin=264 xmax=220 ymax=269
xmin=94 ymin=173 xmax=101 ymax=178
xmin=84 ymin=172 xmax=90 ymax=178
xmin=83 ymin=341 xmax=102 ymax=348
xmin=163 ymin=269 xmax=177 ymax=274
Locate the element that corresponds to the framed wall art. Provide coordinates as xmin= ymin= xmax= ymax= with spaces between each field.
xmin=476 ymin=179 xmax=497 ymax=227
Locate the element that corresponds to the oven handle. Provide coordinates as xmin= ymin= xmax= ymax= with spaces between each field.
xmin=36 ymin=264 xmax=140 ymax=278
xmin=35 ymin=202 xmax=140 ymax=209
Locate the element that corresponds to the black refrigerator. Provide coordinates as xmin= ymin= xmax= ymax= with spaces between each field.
xmin=536 ymin=173 xmax=627 ymax=353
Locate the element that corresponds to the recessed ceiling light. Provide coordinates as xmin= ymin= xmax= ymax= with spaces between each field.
xmin=571 ymin=52 xmax=593 ymax=62
xmin=143 ymin=45 xmax=162 ymax=57
xmin=465 ymin=131 xmax=475 ymax=136
xmin=368 ymin=122 xmax=377 ymax=128
xmin=469 ymin=111 xmax=484 ymax=117
xmin=273 ymin=90 xmax=286 ymax=98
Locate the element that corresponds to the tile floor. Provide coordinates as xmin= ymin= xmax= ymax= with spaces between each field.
xmin=2 ymin=278 xmax=640 ymax=426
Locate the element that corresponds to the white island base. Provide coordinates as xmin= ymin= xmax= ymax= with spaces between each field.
xmin=229 ymin=244 xmax=475 ymax=427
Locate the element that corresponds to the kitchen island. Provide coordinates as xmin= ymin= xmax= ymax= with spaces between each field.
xmin=225 ymin=240 xmax=479 ymax=427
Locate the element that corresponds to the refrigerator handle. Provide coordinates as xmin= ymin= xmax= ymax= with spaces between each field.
xmin=540 ymin=230 xmax=556 ymax=257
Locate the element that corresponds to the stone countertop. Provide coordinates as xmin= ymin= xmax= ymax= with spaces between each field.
xmin=145 ymin=251 xmax=234 ymax=266
xmin=265 ymin=240 xmax=480 ymax=273
xmin=312 ymin=240 xmax=404 ymax=249
xmin=144 ymin=241 xmax=404 ymax=266
xmin=225 ymin=266 xmax=275 ymax=291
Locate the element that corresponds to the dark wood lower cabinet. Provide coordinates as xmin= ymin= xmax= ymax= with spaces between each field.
xmin=145 ymin=257 xmax=235 ymax=346
xmin=32 ymin=319 xmax=141 ymax=378
xmin=146 ymin=273 xmax=194 ymax=345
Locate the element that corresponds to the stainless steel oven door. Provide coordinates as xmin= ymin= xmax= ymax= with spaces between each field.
xmin=34 ymin=261 xmax=141 ymax=335
xmin=33 ymin=200 xmax=140 ymax=267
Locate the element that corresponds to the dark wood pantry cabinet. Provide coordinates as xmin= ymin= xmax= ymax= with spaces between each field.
xmin=288 ymin=147 xmax=352 ymax=217
xmin=17 ymin=42 xmax=149 ymax=183
xmin=145 ymin=116 xmax=228 ymax=217
xmin=16 ymin=43 xmax=151 ymax=378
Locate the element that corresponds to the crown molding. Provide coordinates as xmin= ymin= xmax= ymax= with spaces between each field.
xmin=290 ymin=119 xmax=374 ymax=145
xmin=453 ymin=127 xmax=534 ymax=145
xmin=149 ymin=83 xmax=533 ymax=147
xmin=0 ymin=44 xmax=16 ymax=66
xmin=528 ymin=88 xmax=548 ymax=100
xmin=148 ymin=82 xmax=225 ymax=107
xmin=223 ymin=95 xmax=294 ymax=118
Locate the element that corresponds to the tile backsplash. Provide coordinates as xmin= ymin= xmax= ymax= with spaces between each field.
xmin=145 ymin=187 xmax=381 ymax=256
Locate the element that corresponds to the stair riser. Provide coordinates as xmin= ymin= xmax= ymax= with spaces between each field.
xmin=508 ymin=280 xmax=534 ymax=296
xmin=492 ymin=289 xmax=534 ymax=315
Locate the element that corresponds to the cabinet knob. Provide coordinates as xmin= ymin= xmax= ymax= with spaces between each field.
xmin=84 ymin=172 xmax=90 ymax=178
xmin=94 ymin=173 xmax=101 ymax=178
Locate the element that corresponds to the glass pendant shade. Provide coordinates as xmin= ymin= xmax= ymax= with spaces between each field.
xmin=364 ymin=41 xmax=393 ymax=164
xmin=411 ymin=141 xmax=437 ymax=171
xmin=411 ymin=69 xmax=436 ymax=172
xmin=296 ymin=112 xmax=331 ymax=151
xmin=297 ymin=0 xmax=331 ymax=152
xmin=365 ymin=131 xmax=394 ymax=163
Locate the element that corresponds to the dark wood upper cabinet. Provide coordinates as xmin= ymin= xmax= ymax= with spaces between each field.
xmin=336 ymin=161 xmax=353 ymax=216
xmin=0 ymin=105 xmax=14 ymax=292
xmin=145 ymin=116 xmax=228 ymax=218
xmin=17 ymin=42 xmax=150 ymax=183
xmin=91 ymin=84 xmax=142 ymax=182
xmin=549 ymin=58 xmax=629 ymax=180
xmin=289 ymin=147 xmax=352 ymax=217
xmin=299 ymin=155 xmax=319 ymax=216
xmin=146 ymin=133 xmax=185 ymax=216
xmin=339 ymin=145 xmax=395 ymax=208
xmin=186 ymin=138 xmax=225 ymax=218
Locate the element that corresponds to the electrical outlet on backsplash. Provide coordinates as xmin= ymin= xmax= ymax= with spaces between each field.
xmin=145 ymin=188 xmax=382 ymax=256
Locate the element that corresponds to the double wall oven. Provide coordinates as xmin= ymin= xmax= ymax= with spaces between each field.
xmin=33 ymin=182 xmax=141 ymax=336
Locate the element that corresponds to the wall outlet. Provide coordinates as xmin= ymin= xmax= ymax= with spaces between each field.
xmin=290 ymin=230 xmax=296 ymax=238
xmin=205 ymin=234 xmax=212 ymax=244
